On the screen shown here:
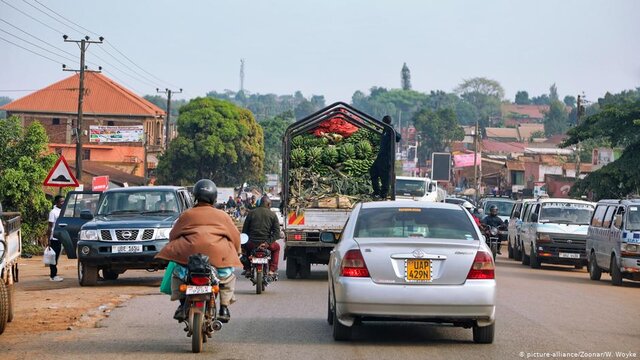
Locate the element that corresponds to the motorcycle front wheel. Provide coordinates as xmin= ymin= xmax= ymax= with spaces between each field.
xmin=191 ymin=312 xmax=204 ymax=353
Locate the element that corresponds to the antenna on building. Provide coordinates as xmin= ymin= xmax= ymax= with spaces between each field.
xmin=240 ymin=59 xmax=245 ymax=93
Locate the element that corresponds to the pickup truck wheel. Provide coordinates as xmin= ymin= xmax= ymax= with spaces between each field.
xmin=299 ymin=260 xmax=311 ymax=279
xmin=286 ymin=257 xmax=299 ymax=279
xmin=588 ymin=252 xmax=602 ymax=281
xmin=521 ymin=243 xmax=530 ymax=266
xmin=0 ymin=281 xmax=8 ymax=335
xmin=7 ymin=283 xmax=14 ymax=322
xmin=102 ymin=270 xmax=119 ymax=281
xmin=529 ymin=246 xmax=541 ymax=269
xmin=78 ymin=260 xmax=98 ymax=286
xmin=610 ymin=256 xmax=623 ymax=286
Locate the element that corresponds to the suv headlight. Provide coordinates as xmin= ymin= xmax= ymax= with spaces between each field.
xmin=79 ymin=230 xmax=99 ymax=241
xmin=156 ymin=228 xmax=172 ymax=239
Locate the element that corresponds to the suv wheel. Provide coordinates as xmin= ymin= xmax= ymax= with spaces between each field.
xmin=78 ymin=260 xmax=98 ymax=286
xmin=588 ymin=252 xmax=602 ymax=281
xmin=610 ymin=255 xmax=623 ymax=286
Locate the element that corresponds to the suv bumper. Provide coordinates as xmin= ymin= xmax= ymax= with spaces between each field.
xmin=77 ymin=239 xmax=169 ymax=269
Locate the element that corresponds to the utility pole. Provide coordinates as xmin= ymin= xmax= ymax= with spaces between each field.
xmin=473 ymin=120 xmax=479 ymax=201
xmin=575 ymin=94 xmax=586 ymax=179
xmin=157 ymin=88 xmax=182 ymax=150
xmin=63 ymin=35 xmax=103 ymax=180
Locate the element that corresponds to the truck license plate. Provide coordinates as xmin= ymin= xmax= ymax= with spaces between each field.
xmin=405 ymin=259 xmax=431 ymax=281
xmin=112 ymin=245 xmax=143 ymax=253
xmin=559 ymin=252 xmax=580 ymax=259
xmin=251 ymin=257 xmax=269 ymax=264
xmin=186 ymin=285 xmax=212 ymax=295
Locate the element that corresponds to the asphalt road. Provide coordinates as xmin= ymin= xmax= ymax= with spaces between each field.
xmin=2 ymin=249 xmax=639 ymax=360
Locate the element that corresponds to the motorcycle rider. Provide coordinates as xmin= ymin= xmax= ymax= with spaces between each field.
xmin=156 ymin=179 xmax=242 ymax=323
xmin=463 ymin=202 xmax=482 ymax=228
xmin=481 ymin=205 xmax=505 ymax=255
xmin=241 ymin=195 xmax=281 ymax=277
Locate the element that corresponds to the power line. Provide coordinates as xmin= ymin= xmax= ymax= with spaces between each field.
xmin=0 ymin=0 xmax=64 ymax=34
xmin=105 ymin=41 xmax=179 ymax=88
xmin=33 ymin=0 xmax=99 ymax=37
xmin=0 ymin=34 xmax=61 ymax=64
xmin=94 ymin=46 xmax=159 ymax=87
xmin=0 ymin=18 xmax=77 ymax=59
xmin=0 ymin=27 xmax=74 ymax=62
xmin=21 ymin=0 xmax=81 ymax=36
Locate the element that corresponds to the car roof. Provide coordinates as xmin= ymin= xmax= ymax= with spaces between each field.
xmin=396 ymin=176 xmax=430 ymax=181
xmin=481 ymin=197 xmax=515 ymax=203
xmin=361 ymin=200 xmax=462 ymax=210
xmin=536 ymin=198 xmax=594 ymax=205
xmin=103 ymin=186 xmax=185 ymax=194
xmin=596 ymin=199 xmax=640 ymax=205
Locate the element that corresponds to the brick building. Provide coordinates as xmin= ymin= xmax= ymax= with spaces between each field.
xmin=1 ymin=73 xmax=166 ymax=178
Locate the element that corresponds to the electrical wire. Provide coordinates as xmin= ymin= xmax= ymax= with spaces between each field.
xmin=0 ymin=0 xmax=63 ymax=34
xmin=94 ymin=46 xmax=159 ymax=87
xmin=32 ymin=0 xmax=99 ymax=37
xmin=0 ymin=18 xmax=77 ymax=59
xmin=21 ymin=0 xmax=81 ymax=37
xmin=0 ymin=34 xmax=61 ymax=64
xmin=0 ymin=26 xmax=76 ymax=63
xmin=105 ymin=41 xmax=179 ymax=89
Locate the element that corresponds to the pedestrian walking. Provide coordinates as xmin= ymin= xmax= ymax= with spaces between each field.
xmin=46 ymin=195 xmax=65 ymax=282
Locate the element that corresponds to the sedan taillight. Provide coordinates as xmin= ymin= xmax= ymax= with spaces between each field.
xmin=340 ymin=249 xmax=370 ymax=278
xmin=467 ymin=251 xmax=495 ymax=279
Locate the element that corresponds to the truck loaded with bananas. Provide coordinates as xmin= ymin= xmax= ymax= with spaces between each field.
xmin=281 ymin=103 xmax=396 ymax=279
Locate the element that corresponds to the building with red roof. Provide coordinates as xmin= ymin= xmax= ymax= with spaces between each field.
xmin=1 ymin=73 xmax=166 ymax=178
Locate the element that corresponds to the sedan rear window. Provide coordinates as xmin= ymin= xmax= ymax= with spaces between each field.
xmin=354 ymin=207 xmax=478 ymax=240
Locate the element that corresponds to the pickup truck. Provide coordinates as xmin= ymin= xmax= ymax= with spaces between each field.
xmin=0 ymin=204 xmax=21 ymax=335
xmin=75 ymin=186 xmax=193 ymax=286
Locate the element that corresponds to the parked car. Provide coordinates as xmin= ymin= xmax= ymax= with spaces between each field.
xmin=586 ymin=199 xmax=640 ymax=285
xmin=327 ymin=200 xmax=496 ymax=343
xmin=76 ymin=186 xmax=193 ymax=286
xmin=519 ymin=198 xmax=595 ymax=269
xmin=507 ymin=199 xmax=535 ymax=260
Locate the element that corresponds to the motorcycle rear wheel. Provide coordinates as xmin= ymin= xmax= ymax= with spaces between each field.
xmin=191 ymin=312 xmax=203 ymax=353
xmin=256 ymin=268 xmax=263 ymax=295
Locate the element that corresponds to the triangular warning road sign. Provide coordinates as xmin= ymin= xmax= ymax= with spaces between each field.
xmin=43 ymin=156 xmax=80 ymax=187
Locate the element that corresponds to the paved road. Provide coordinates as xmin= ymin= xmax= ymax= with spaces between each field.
xmin=2 ymin=250 xmax=639 ymax=360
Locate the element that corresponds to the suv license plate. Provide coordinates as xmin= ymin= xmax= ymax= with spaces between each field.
xmin=405 ymin=259 xmax=431 ymax=281
xmin=251 ymin=257 xmax=270 ymax=264
xmin=112 ymin=245 xmax=143 ymax=254
xmin=186 ymin=285 xmax=212 ymax=295
xmin=559 ymin=252 xmax=580 ymax=259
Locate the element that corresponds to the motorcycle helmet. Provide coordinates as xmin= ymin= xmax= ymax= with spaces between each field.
xmin=193 ymin=179 xmax=217 ymax=204
xmin=489 ymin=205 xmax=498 ymax=215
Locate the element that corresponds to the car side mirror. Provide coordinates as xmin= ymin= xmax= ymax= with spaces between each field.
xmin=504 ymin=219 xmax=509 ymax=226
xmin=80 ymin=210 xmax=94 ymax=220
xmin=240 ymin=233 xmax=249 ymax=245
xmin=320 ymin=232 xmax=336 ymax=244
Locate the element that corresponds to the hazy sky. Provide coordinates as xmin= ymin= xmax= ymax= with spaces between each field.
xmin=1 ymin=0 xmax=639 ymax=104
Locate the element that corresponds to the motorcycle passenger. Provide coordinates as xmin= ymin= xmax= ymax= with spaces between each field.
xmin=463 ymin=202 xmax=482 ymax=228
xmin=156 ymin=179 xmax=242 ymax=323
xmin=241 ymin=195 xmax=281 ymax=277
xmin=481 ymin=205 xmax=505 ymax=255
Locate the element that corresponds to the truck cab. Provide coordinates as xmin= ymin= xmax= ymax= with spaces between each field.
xmin=395 ymin=176 xmax=445 ymax=202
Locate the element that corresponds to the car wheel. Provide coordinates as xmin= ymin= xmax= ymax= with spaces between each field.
xmin=327 ymin=290 xmax=333 ymax=325
xmin=299 ymin=259 xmax=311 ymax=279
xmin=610 ymin=255 xmax=623 ymax=286
xmin=102 ymin=270 xmax=119 ymax=281
xmin=521 ymin=243 xmax=530 ymax=266
xmin=78 ymin=260 xmax=98 ymax=286
xmin=332 ymin=307 xmax=351 ymax=341
xmin=285 ymin=257 xmax=298 ymax=279
xmin=472 ymin=322 xmax=495 ymax=344
xmin=588 ymin=252 xmax=602 ymax=281
xmin=507 ymin=241 xmax=514 ymax=259
xmin=530 ymin=246 xmax=541 ymax=269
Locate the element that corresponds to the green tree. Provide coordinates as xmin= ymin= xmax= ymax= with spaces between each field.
xmin=563 ymin=95 xmax=576 ymax=108
xmin=261 ymin=111 xmax=293 ymax=174
xmin=543 ymin=84 xmax=569 ymax=136
xmin=0 ymin=116 xmax=56 ymax=246
xmin=515 ymin=91 xmax=531 ymax=105
xmin=401 ymin=63 xmax=412 ymax=90
xmin=562 ymin=89 xmax=640 ymax=199
xmin=413 ymin=108 xmax=464 ymax=166
xmin=454 ymin=77 xmax=504 ymax=129
xmin=156 ymin=98 xmax=264 ymax=186
xmin=531 ymin=94 xmax=550 ymax=105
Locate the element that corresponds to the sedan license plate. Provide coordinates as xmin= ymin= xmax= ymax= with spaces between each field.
xmin=251 ymin=257 xmax=269 ymax=264
xmin=405 ymin=259 xmax=431 ymax=282
xmin=112 ymin=245 xmax=143 ymax=254
xmin=185 ymin=285 xmax=212 ymax=295
xmin=559 ymin=252 xmax=580 ymax=259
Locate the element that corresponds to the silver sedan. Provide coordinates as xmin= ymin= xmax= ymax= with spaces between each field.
xmin=327 ymin=200 xmax=496 ymax=343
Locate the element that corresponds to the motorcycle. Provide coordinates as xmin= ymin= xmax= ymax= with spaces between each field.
xmin=240 ymin=233 xmax=277 ymax=294
xmin=485 ymin=226 xmax=500 ymax=260
xmin=178 ymin=254 xmax=222 ymax=353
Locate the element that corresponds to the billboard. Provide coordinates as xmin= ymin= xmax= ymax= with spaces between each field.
xmin=89 ymin=125 xmax=144 ymax=143
xmin=431 ymin=152 xmax=451 ymax=182
xmin=453 ymin=153 xmax=481 ymax=168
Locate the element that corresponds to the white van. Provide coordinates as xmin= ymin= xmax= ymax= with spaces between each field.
xmin=587 ymin=199 xmax=640 ymax=285
xmin=395 ymin=176 xmax=446 ymax=202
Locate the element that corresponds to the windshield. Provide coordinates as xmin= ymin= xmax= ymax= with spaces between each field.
xmin=354 ymin=207 xmax=478 ymax=240
xmin=97 ymin=191 xmax=179 ymax=216
xmin=270 ymin=199 xmax=281 ymax=209
xmin=396 ymin=179 xmax=427 ymax=197
xmin=483 ymin=200 xmax=515 ymax=216
xmin=539 ymin=202 xmax=594 ymax=225
xmin=627 ymin=206 xmax=640 ymax=231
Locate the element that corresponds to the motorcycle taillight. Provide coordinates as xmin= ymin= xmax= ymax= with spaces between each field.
xmin=190 ymin=275 xmax=210 ymax=286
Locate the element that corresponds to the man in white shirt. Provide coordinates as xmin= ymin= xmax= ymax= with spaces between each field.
xmin=46 ymin=195 xmax=65 ymax=282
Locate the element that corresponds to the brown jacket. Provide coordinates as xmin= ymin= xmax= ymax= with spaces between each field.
xmin=155 ymin=204 xmax=242 ymax=268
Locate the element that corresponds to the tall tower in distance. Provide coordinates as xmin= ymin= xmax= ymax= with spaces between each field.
xmin=240 ymin=59 xmax=245 ymax=93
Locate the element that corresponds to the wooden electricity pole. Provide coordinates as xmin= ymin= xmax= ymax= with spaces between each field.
xmin=157 ymin=88 xmax=182 ymax=150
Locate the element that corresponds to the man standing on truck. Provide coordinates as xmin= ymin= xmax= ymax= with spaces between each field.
xmin=370 ymin=115 xmax=401 ymax=199
xmin=46 ymin=195 xmax=65 ymax=282
xmin=242 ymin=195 xmax=281 ymax=277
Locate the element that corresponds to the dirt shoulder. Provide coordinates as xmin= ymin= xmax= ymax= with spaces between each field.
xmin=1 ymin=256 xmax=164 ymax=342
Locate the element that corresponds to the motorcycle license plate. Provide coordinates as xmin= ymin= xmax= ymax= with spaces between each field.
xmin=111 ymin=245 xmax=142 ymax=253
xmin=251 ymin=257 xmax=269 ymax=264
xmin=185 ymin=285 xmax=212 ymax=295
xmin=559 ymin=252 xmax=580 ymax=259
xmin=405 ymin=259 xmax=431 ymax=282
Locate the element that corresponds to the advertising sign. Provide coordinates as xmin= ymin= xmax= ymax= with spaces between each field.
xmin=89 ymin=125 xmax=144 ymax=143
xmin=431 ymin=153 xmax=451 ymax=182
xmin=92 ymin=176 xmax=110 ymax=192
xmin=453 ymin=153 xmax=481 ymax=168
